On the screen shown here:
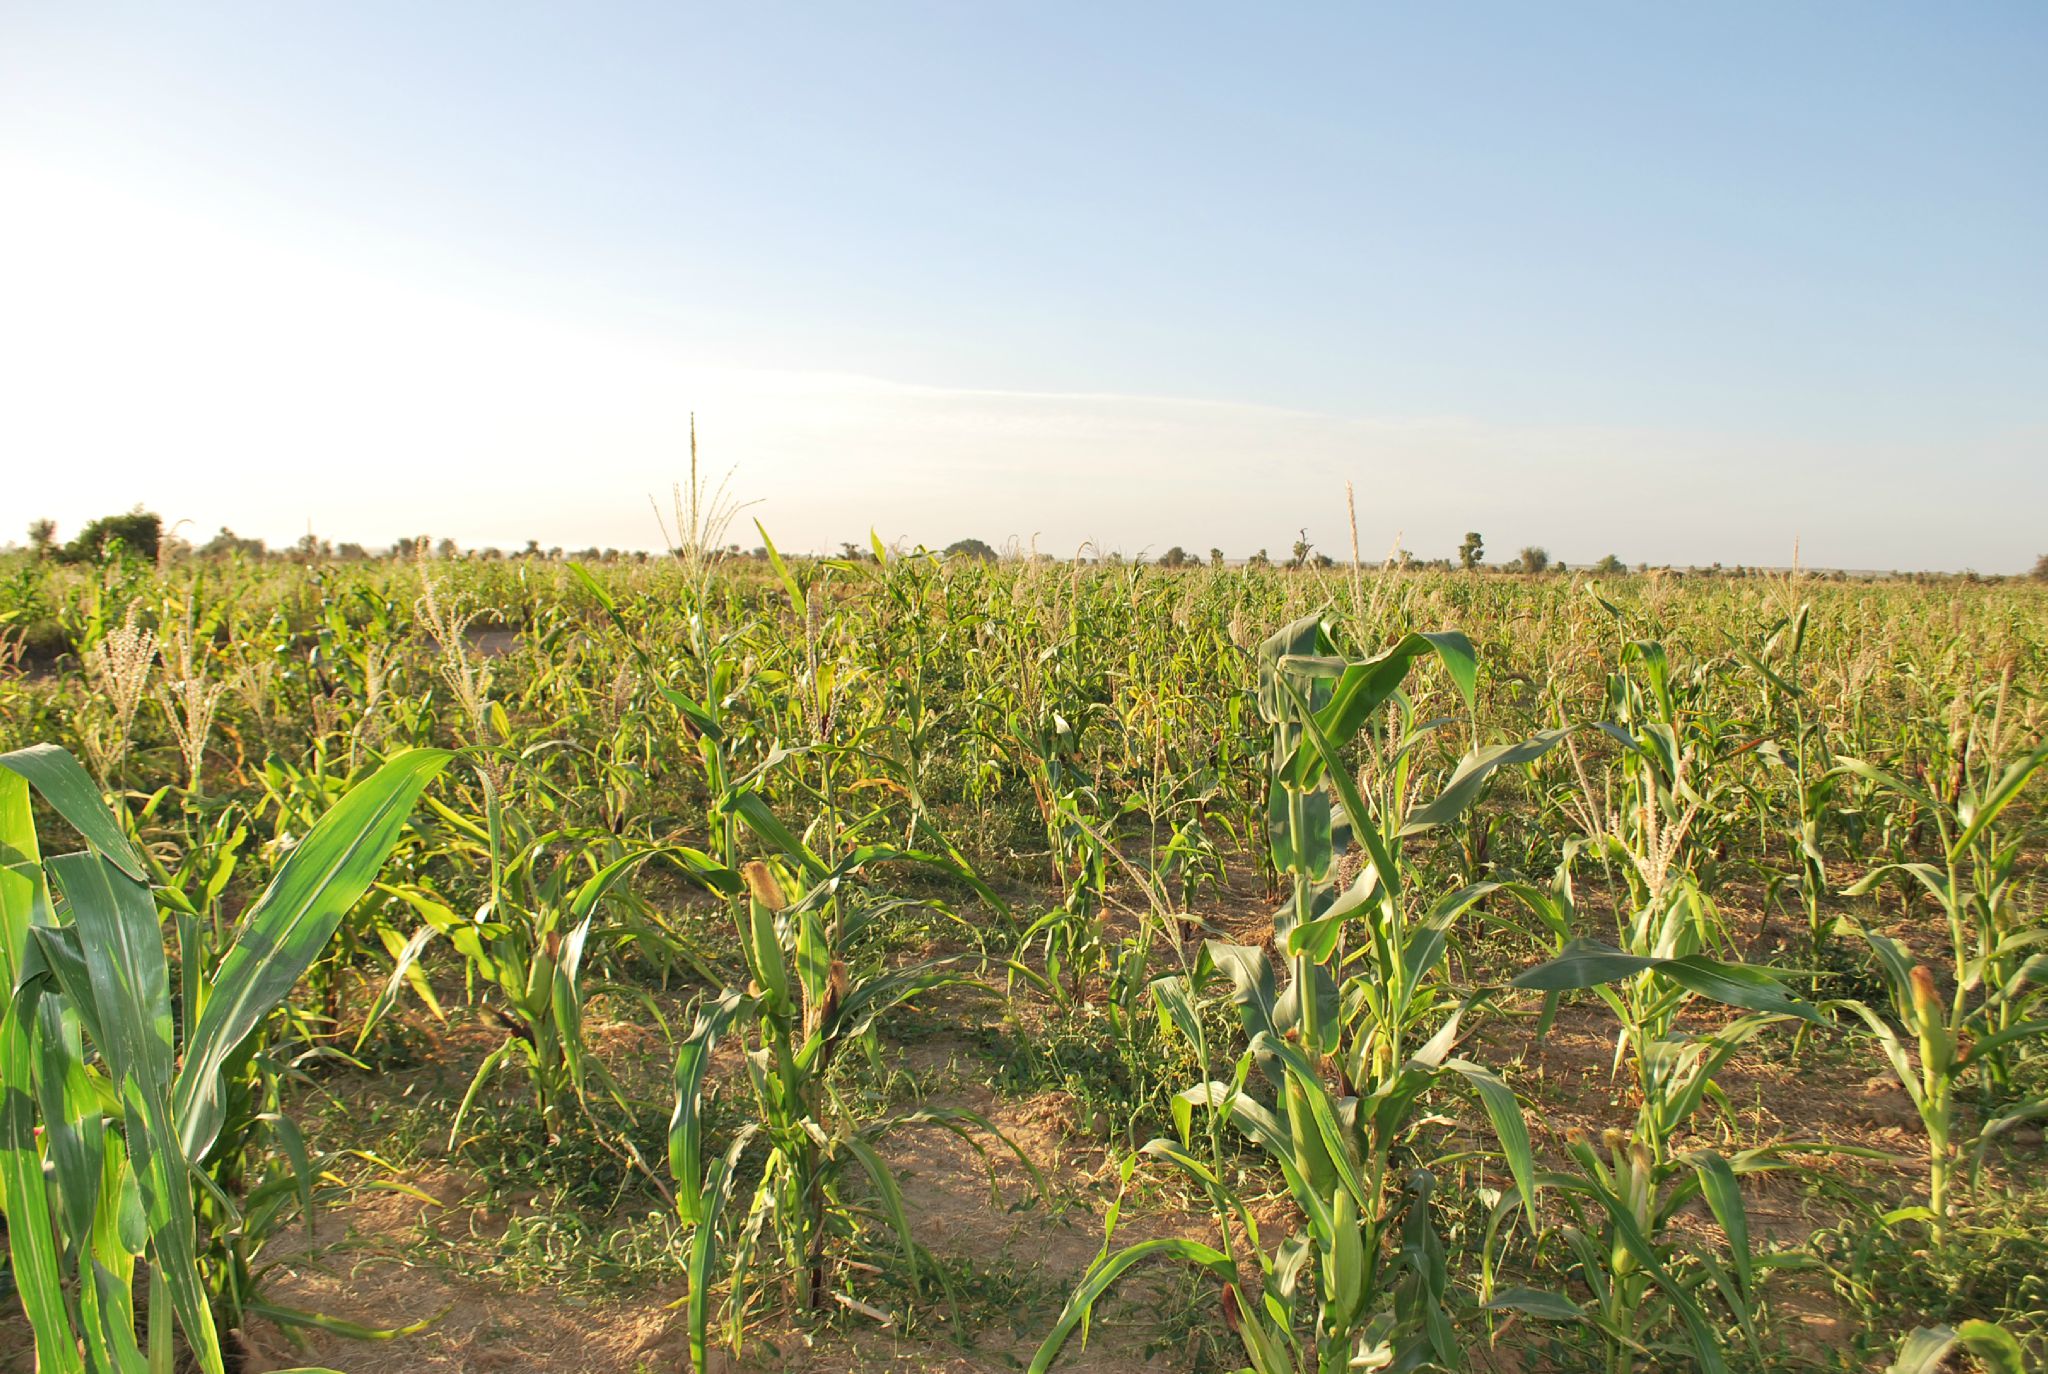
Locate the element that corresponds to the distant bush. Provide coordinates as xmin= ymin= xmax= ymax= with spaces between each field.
xmin=200 ymin=527 xmax=268 ymax=558
xmin=59 ymin=508 xmax=161 ymax=564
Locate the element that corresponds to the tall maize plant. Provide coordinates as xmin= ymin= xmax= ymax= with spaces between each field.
xmin=1 ymin=742 xmax=448 ymax=1373
xmin=1034 ymin=616 xmax=1575 ymax=1373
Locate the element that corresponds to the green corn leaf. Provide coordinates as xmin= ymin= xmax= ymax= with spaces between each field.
xmin=1887 ymin=1326 xmax=1959 ymax=1374
xmin=1442 ymin=1057 xmax=1539 ymax=1229
xmin=1256 ymin=614 xmax=1328 ymax=722
xmin=1887 ymin=1320 xmax=2026 ymax=1374
xmin=1027 ymin=1237 xmax=1237 ymax=1374
xmin=1688 ymin=1150 xmax=1754 ymax=1295
xmin=1513 ymin=939 xmax=1664 ymax=990
xmin=448 ymin=1039 xmax=518 ymax=1150
xmin=50 ymin=850 xmax=222 ymax=1374
xmin=1145 ymin=974 xmax=1204 ymax=1050
xmin=552 ymin=911 xmax=597 ymax=1095
xmin=1960 ymin=1019 xmax=2048 ymax=1071
xmin=1833 ymin=755 xmax=1937 ymax=811
xmin=174 ymin=748 xmax=449 ymax=1164
xmin=1483 ymin=1287 xmax=1586 ymax=1321
xmin=1659 ymin=955 xmax=1823 ymax=1022
xmin=1258 ymin=1031 xmax=1369 ymax=1212
xmin=754 ymin=519 xmax=807 ymax=617
xmin=0 ymin=767 xmax=83 ymax=1374
xmin=1204 ymin=941 xmax=1279 ymax=1047
xmin=89 ymin=1130 xmax=148 ymax=1374
xmin=1400 ymin=728 xmax=1570 ymax=835
xmin=354 ymin=924 xmax=440 ymax=1053
xmin=1950 ymin=739 xmax=2048 ymax=860
xmin=1279 ymin=672 xmax=1403 ymax=905
xmin=0 ymin=743 xmax=145 ymax=880
xmin=246 ymin=1299 xmax=450 ymax=1342
xmin=669 ymin=989 xmax=754 ymax=1225
xmin=1515 ymin=938 xmax=1822 ymax=1022
xmin=686 ymin=1127 xmax=759 ymax=1374
xmin=34 ymin=993 xmax=104 ymax=1240
xmin=838 ymin=1134 xmax=922 ymax=1279
xmin=729 ymin=791 xmax=827 ymax=881
xmin=1300 ymin=630 xmax=1477 ymax=781
xmin=1 ymin=1006 xmax=80 ymax=1374
xmin=1562 ymin=1168 xmax=1729 ymax=1374
xmin=1953 ymin=1320 xmax=2028 ymax=1374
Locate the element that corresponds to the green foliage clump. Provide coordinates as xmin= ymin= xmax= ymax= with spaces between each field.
xmin=58 ymin=507 xmax=162 ymax=564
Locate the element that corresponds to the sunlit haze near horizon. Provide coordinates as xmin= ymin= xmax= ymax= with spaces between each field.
xmin=2 ymin=4 xmax=2043 ymax=570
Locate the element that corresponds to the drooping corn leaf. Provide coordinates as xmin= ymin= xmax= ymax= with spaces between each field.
xmin=174 ymin=748 xmax=450 ymax=1162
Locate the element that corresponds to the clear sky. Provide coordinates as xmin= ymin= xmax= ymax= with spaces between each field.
xmin=2 ymin=3 xmax=2043 ymax=569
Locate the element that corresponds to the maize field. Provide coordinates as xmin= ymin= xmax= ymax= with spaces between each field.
xmin=0 ymin=539 xmax=2043 ymax=1374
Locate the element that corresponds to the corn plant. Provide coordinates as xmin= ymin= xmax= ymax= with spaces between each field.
xmin=1511 ymin=938 xmax=1831 ymax=1372
xmin=1032 ymin=617 xmax=1580 ymax=1371
xmin=670 ymin=858 xmax=1037 ymax=1372
xmin=1832 ymin=736 xmax=2048 ymax=1241
xmin=1037 ymin=980 xmax=1546 ymax=1374
xmin=1743 ymin=604 xmax=1848 ymax=979
xmin=1 ymin=742 xmax=447 ymax=1373
xmin=374 ymin=792 xmax=733 ymax=1152
xmin=1538 ymin=1127 xmax=1780 ymax=1374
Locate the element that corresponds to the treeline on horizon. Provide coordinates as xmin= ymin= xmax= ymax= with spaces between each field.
xmin=15 ymin=505 xmax=2048 ymax=584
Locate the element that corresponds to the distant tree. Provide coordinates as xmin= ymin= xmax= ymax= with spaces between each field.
xmin=336 ymin=542 xmax=369 ymax=561
xmin=1517 ymin=546 xmax=1551 ymax=574
xmin=200 ymin=527 xmax=266 ymax=558
xmin=1458 ymin=532 xmax=1485 ymax=571
xmin=436 ymin=537 xmax=459 ymax=559
xmin=27 ymin=518 xmax=56 ymax=559
xmin=1160 ymin=546 xmax=1190 ymax=568
xmin=2034 ymin=553 xmax=2048 ymax=580
xmin=1209 ymin=547 xmax=1225 ymax=568
xmin=1247 ymin=548 xmax=1271 ymax=569
xmin=1594 ymin=554 xmax=1625 ymax=574
xmin=944 ymin=538 xmax=997 ymax=562
xmin=1313 ymin=552 xmax=1335 ymax=568
xmin=1290 ymin=529 xmax=1314 ymax=570
xmin=60 ymin=508 xmax=161 ymax=564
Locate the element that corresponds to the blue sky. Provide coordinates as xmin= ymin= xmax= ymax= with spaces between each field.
xmin=3 ymin=3 xmax=2043 ymax=568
